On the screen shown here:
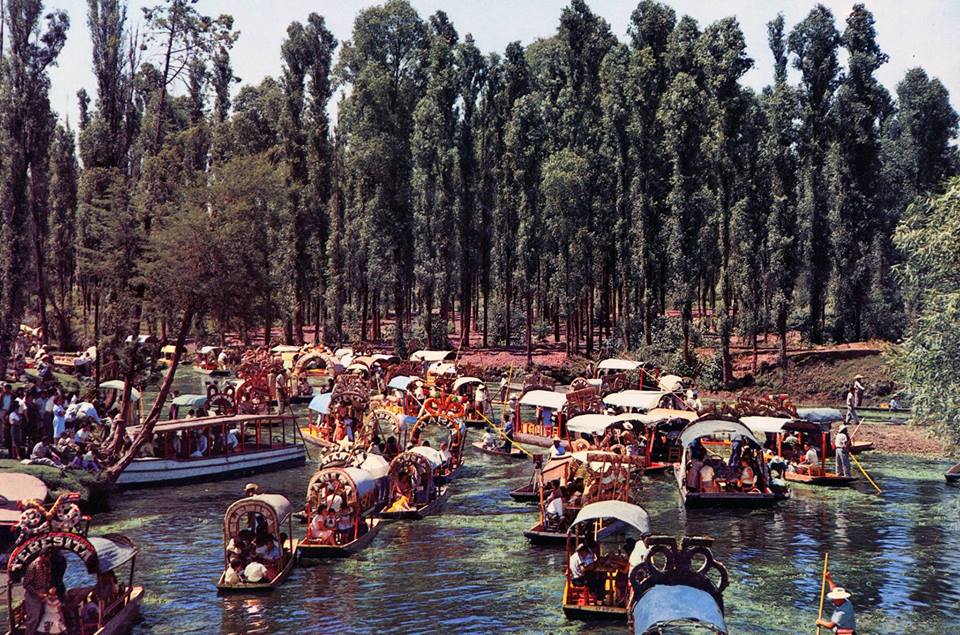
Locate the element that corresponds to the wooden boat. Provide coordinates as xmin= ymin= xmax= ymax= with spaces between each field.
xmin=378 ymin=450 xmax=452 ymax=520
xmin=472 ymin=440 xmax=526 ymax=459
xmin=509 ymin=482 xmax=540 ymax=502
xmin=217 ymin=494 xmax=298 ymax=593
xmin=300 ymin=375 xmax=374 ymax=449
xmin=562 ymin=500 xmax=651 ymax=621
xmin=629 ymin=535 xmax=729 ymax=634
xmin=795 ymin=407 xmax=874 ymax=455
xmin=946 ymin=462 xmax=960 ymax=483
xmin=116 ymin=414 xmax=305 ymax=487
xmin=528 ymin=451 xmax=644 ymax=546
xmin=298 ymin=463 xmax=389 ymax=559
xmin=674 ymin=418 xmax=790 ymax=508
xmin=742 ymin=416 xmax=858 ymax=487
xmin=5 ymin=495 xmax=144 ymax=635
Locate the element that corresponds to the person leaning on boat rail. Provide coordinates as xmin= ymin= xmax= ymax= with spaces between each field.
xmin=834 ymin=425 xmax=853 ymax=478
xmin=550 ymin=437 xmax=566 ymax=458
xmin=816 ymin=571 xmax=857 ymax=634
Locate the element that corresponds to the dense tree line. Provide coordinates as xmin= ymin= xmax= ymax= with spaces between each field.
xmin=0 ymin=0 xmax=958 ymax=388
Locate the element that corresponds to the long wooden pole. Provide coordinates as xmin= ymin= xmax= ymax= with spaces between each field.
xmin=850 ymin=452 xmax=882 ymax=494
xmin=816 ymin=552 xmax=830 ymax=635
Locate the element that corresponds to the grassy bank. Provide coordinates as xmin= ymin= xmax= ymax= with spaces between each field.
xmin=0 ymin=460 xmax=111 ymax=512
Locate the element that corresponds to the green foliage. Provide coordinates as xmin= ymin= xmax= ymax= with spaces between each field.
xmin=893 ymin=179 xmax=960 ymax=443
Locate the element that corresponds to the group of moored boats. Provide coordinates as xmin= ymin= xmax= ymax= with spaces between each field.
xmin=3 ymin=349 xmax=893 ymax=634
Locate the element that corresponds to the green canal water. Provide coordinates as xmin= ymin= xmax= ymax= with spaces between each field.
xmin=7 ymin=370 xmax=960 ymax=634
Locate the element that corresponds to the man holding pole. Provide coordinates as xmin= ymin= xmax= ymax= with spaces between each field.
xmin=816 ymin=571 xmax=857 ymax=634
xmin=834 ymin=425 xmax=853 ymax=478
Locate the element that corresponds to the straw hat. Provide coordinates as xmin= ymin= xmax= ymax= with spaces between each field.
xmin=854 ymin=374 xmax=864 ymax=380
xmin=244 ymin=483 xmax=259 ymax=494
xmin=827 ymin=587 xmax=851 ymax=600
xmin=621 ymin=422 xmax=634 ymax=431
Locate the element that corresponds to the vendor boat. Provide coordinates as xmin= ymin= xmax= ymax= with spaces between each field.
xmin=562 ymin=500 xmax=651 ymax=621
xmin=217 ymin=494 xmax=298 ymax=593
xmin=5 ymin=495 xmax=144 ymax=635
xmin=298 ymin=458 xmax=389 ymax=558
xmin=629 ymin=536 xmax=729 ymax=634
xmin=674 ymin=418 xmax=790 ymax=508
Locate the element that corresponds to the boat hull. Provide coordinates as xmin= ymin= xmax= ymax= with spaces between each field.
xmin=471 ymin=441 xmax=526 ymax=459
xmin=682 ymin=491 xmax=789 ymax=508
xmin=216 ymin=548 xmax=297 ymax=594
xmin=523 ymin=524 xmax=567 ymax=545
xmin=509 ymin=484 xmax=539 ymax=503
xmin=92 ymin=586 xmax=145 ymax=635
xmin=563 ymin=603 xmax=628 ymax=622
xmin=116 ymin=446 xmax=305 ymax=488
xmin=379 ymin=487 xmax=451 ymax=520
xmin=298 ymin=519 xmax=383 ymax=558
xmin=785 ymin=472 xmax=857 ymax=486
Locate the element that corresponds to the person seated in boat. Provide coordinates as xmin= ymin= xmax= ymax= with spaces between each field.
xmin=254 ymin=532 xmax=282 ymax=578
xmin=80 ymin=591 xmax=100 ymax=627
xmin=227 ymin=528 xmax=255 ymax=564
xmin=566 ymin=479 xmax=584 ymax=509
xmin=738 ymin=457 xmax=757 ymax=492
xmin=243 ymin=560 xmax=269 ymax=585
xmin=439 ymin=441 xmax=452 ymax=467
xmin=569 ymin=541 xmax=606 ymax=603
xmin=888 ymin=394 xmax=902 ymax=410
xmin=550 ymin=437 xmax=566 ymax=458
xmin=482 ymin=428 xmax=498 ymax=450
xmin=544 ymin=484 xmax=566 ymax=530
xmin=699 ymin=457 xmax=718 ymax=493
xmin=794 ymin=442 xmax=821 ymax=475
xmin=224 ymin=558 xmax=245 ymax=585
xmin=336 ymin=507 xmax=356 ymax=544
xmin=816 ymin=572 xmax=857 ymax=634
xmin=309 ymin=508 xmax=336 ymax=545
xmin=190 ymin=429 xmax=209 ymax=457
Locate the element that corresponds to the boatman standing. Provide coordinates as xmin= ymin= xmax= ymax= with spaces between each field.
xmin=834 ymin=425 xmax=853 ymax=478
xmin=816 ymin=571 xmax=857 ymax=634
xmin=844 ymin=385 xmax=860 ymax=426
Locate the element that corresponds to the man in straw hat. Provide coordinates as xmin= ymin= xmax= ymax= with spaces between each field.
xmin=244 ymin=483 xmax=259 ymax=497
xmin=816 ymin=571 xmax=856 ymax=633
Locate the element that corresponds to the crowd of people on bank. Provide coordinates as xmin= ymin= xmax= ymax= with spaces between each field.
xmin=0 ymin=381 xmax=121 ymax=473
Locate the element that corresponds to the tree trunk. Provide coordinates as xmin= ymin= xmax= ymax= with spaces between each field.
xmin=525 ymin=291 xmax=533 ymax=368
xmin=103 ymin=308 xmax=193 ymax=482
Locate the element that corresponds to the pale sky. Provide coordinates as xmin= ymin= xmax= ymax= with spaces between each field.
xmin=47 ymin=0 xmax=960 ymax=129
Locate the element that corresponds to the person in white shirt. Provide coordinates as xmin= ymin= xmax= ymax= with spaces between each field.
xmin=474 ymin=384 xmax=487 ymax=415
xmin=685 ymin=389 xmax=703 ymax=412
xmin=243 ymin=561 xmax=268 ymax=583
xmin=699 ymin=461 xmax=716 ymax=493
xmin=569 ymin=542 xmax=605 ymax=600
xmin=628 ymin=536 xmax=650 ymax=570
xmin=223 ymin=559 xmax=243 ymax=585
xmin=545 ymin=491 xmax=564 ymax=519
xmin=226 ymin=428 xmax=240 ymax=452
xmin=796 ymin=442 xmax=820 ymax=475
xmin=439 ymin=442 xmax=452 ymax=466
xmin=217 ymin=350 xmax=228 ymax=371
xmin=482 ymin=429 xmax=497 ymax=449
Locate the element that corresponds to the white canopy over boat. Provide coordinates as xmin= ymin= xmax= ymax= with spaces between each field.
xmin=198 ymin=345 xmax=219 ymax=355
xmin=604 ymin=390 xmax=669 ymax=412
xmin=409 ymin=445 xmax=443 ymax=468
xmin=519 ymin=390 xmax=567 ymax=410
xmin=679 ymin=419 xmax=762 ymax=448
xmin=657 ymin=374 xmax=685 ymax=392
xmin=428 ymin=361 xmax=457 ymax=375
xmin=409 ymin=349 xmax=454 ymax=362
xmin=566 ymin=413 xmax=618 ymax=435
xmin=453 ymin=376 xmax=484 ymax=391
xmin=598 ymin=358 xmax=641 ymax=371
xmin=569 ymin=500 xmax=650 ymax=535
xmin=360 ymin=453 xmax=391 ymax=479
xmin=271 ymin=344 xmax=301 ymax=353
xmin=98 ymin=380 xmax=140 ymax=402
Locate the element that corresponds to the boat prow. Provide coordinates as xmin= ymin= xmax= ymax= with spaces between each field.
xmin=509 ymin=483 xmax=540 ymax=503
xmin=946 ymin=462 xmax=960 ymax=483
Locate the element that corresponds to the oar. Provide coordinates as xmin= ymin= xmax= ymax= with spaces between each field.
xmin=816 ymin=552 xmax=830 ymax=635
xmin=850 ymin=451 xmax=882 ymax=494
